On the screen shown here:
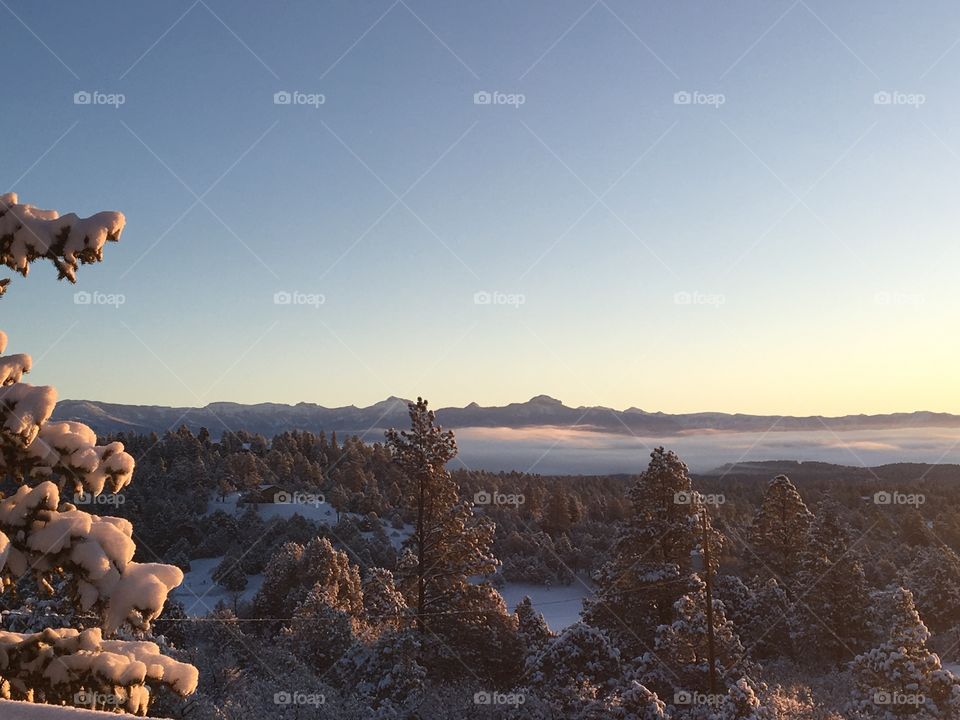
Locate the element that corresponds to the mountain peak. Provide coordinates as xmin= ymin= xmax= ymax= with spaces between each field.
xmin=528 ymin=395 xmax=563 ymax=406
xmin=367 ymin=396 xmax=411 ymax=410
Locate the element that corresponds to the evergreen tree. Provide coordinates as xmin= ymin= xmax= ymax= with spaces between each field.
xmin=748 ymin=475 xmax=813 ymax=582
xmin=385 ymin=398 xmax=497 ymax=635
xmin=0 ymin=193 xmax=196 ymax=714
xmin=516 ymin=595 xmax=554 ymax=661
xmin=792 ymin=498 xmax=872 ymax=666
xmin=849 ymin=586 xmax=960 ymax=719
xmin=361 ymin=567 xmax=408 ymax=631
xmin=580 ymin=677 xmax=671 ymax=720
xmin=639 ymin=577 xmax=763 ymax=712
xmin=284 ymin=583 xmax=358 ymax=672
xmin=527 ymin=622 xmax=622 ymax=715
xmin=906 ymin=545 xmax=960 ymax=633
xmin=584 ymin=448 xmax=712 ymax=655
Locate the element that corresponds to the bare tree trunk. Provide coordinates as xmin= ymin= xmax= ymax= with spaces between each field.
xmin=417 ymin=474 xmax=426 ymax=634
xmin=702 ymin=509 xmax=718 ymax=695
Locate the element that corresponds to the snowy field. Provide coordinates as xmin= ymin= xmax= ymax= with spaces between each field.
xmin=0 ymin=700 xmax=160 ymax=719
xmin=177 ymin=493 xmax=587 ymax=627
xmin=499 ymin=581 xmax=593 ymax=631
xmin=174 ymin=557 xmax=264 ymax=616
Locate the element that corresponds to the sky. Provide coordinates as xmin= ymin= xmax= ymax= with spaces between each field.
xmin=2 ymin=0 xmax=960 ymax=416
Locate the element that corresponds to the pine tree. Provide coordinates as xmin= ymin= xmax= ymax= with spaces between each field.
xmin=298 ymin=537 xmax=363 ymax=617
xmin=849 ymin=586 xmax=960 ymax=719
xmin=792 ymin=498 xmax=872 ymax=666
xmin=0 ymin=193 xmax=196 ymax=713
xmin=284 ymin=583 xmax=358 ymax=672
xmin=527 ymin=622 xmax=622 ymax=715
xmin=361 ymin=567 xmax=407 ymax=631
xmin=748 ymin=475 xmax=813 ymax=582
xmin=584 ymin=448 xmax=712 ymax=656
xmin=639 ymin=577 xmax=763 ymax=710
xmin=580 ymin=678 xmax=671 ymax=720
xmin=542 ymin=489 xmax=573 ymax=535
xmin=906 ymin=545 xmax=960 ymax=633
xmin=385 ymin=398 xmax=497 ymax=635
xmin=333 ymin=629 xmax=427 ymax=712
xmin=252 ymin=540 xmax=304 ymax=618
xmin=516 ymin=595 xmax=553 ymax=661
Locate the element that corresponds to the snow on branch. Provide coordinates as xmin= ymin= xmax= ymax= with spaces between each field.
xmin=0 ymin=193 xmax=194 ymax=715
xmin=0 ymin=193 xmax=125 ymax=296
xmin=0 ymin=628 xmax=198 ymax=714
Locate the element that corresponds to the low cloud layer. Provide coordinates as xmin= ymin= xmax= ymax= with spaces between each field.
xmin=452 ymin=425 xmax=960 ymax=474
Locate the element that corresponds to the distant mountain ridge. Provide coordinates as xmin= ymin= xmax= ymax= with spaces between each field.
xmin=50 ymin=395 xmax=960 ymax=439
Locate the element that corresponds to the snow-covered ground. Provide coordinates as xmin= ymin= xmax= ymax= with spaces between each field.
xmin=176 ymin=492 xmax=414 ymax=615
xmin=173 ymin=556 xmax=264 ymax=616
xmin=0 ymin=700 xmax=159 ymax=719
xmin=499 ymin=581 xmax=593 ymax=631
xmin=187 ymin=492 xmax=589 ymax=627
xmin=207 ymin=491 xmax=338 ymax=523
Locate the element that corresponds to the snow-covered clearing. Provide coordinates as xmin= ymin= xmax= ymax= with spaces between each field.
xmin=0 ymin=699 xmax=159 ymax=719
xmin=173 ymin=557 xmax=264 ymax=617
xmin=192 ymin=493 xmax=588 ymax=627
xmin=499 ymin=581 xmax=592 ymax=631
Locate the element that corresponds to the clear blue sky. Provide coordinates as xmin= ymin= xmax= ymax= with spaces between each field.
xmin=2 ymin=0 xmax=959 ymax=415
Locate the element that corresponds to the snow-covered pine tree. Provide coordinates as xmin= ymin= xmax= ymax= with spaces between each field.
xmin=849 ymin=586 xmax=960 ymax=719
xmin=0 ymin=193 xmax=196 ymax=714
xmin=515 ymin=595 xmax=553 ymax=663
xmin=639 ymin=576 xmax=770 ymax=720
xmin=580 ymin=677 xmax=671 ymax=720
xmin=384 ymin=398 xmax=498 ymax=635
xmin=906 ymin=545 xmax=960 ymax=634
xmin=361 ymin=567 xmax=407 ymax=632
xmin=252 ymin=539 xmax=304 ymax=619
xmin=748 ymin=475 xmax=813 ymax=582
xmin=284 ymin=584 xmax=357 ymax=673
xmin=715 ymin=574 xmax=793 ymax=660
xmin=281 ymin=538 xmax=364 ymax=672
xmin=526 ymin=621 xmax=622 ymax=715
xmin=584 ymin=447 xmax=713 ymax=656
xmin=332 ymin=628 xmax=427 ymax=713
xmin=792 ymin=497 xmax=872 ymax=666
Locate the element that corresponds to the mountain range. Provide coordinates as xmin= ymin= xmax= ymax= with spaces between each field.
xmin=50 ymin=395 xmax=960 ymax=439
